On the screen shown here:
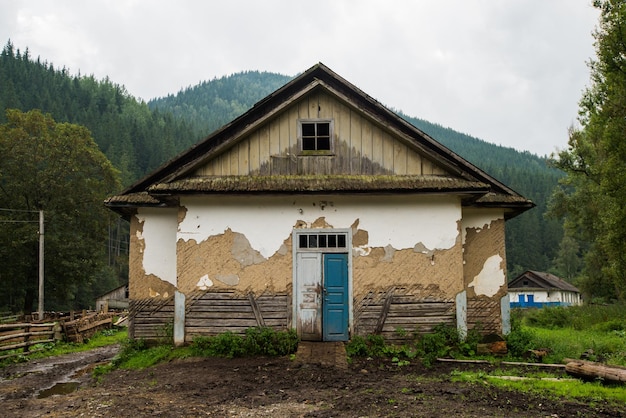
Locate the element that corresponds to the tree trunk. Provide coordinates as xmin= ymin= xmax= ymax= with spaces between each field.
xmin=564 ymin=358 xmax=626 ymax=384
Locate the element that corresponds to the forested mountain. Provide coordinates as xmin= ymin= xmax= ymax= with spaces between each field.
xmin=149 ymin=71 xmax=292 ymax=136
xmin=0 ymin=41 xmax=200 ymax=186
xmin=0 ymin=40 xmax=570 ymax=310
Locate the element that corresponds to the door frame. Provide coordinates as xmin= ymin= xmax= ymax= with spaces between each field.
xmin=292 ymin=228 xmax=352 ymax=341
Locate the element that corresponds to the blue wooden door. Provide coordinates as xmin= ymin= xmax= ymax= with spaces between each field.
xmin=323 ymin=253 xmax=349 ymax=341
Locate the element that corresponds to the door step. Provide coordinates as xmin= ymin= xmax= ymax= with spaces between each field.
xmin=294 ymin=341 xmax=348 ymax=369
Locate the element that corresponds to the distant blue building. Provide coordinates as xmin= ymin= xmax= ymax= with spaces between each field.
xmin=508 ymin=271 xmax=582 ymax=308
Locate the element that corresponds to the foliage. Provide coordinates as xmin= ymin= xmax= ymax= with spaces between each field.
xmin=510 ymin=305 xmax=626 ymax=366
xmin=190 ymin=327 xmax=298 ymax=358
xmin=549 ymin=1 xmax=626 ymax=301
xmin=149 ymin=71 xmax=292 ymax=138
xmin=110 ymin=338 xmax=175 ymax=370
xmin=451 ymin=370 xmax=626 ymax=406
xmin=346 ymin=324 xmax=479 ymax=367
xmin=0 ymin=109 xmax=121 ymax=312
xmin=0 ymin=41 xmax=197 ymax=185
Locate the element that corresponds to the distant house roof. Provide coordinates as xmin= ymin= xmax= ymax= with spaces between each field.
xmin=105 ymin=63 xmax=534 ymax=219
xmin=95 ymin=284 xmax=128 ymax=300
xmin=509 ymin=271 xmax=579 ymax=293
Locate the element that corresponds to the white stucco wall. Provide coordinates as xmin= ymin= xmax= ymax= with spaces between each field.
xmin=509 ymin=290 xmax=582 ymax=305
xmin=176 ymin=194 xmax=462 ymax=259
xmin=136 ymin=207 xmax=178 ymax=286
xmin=460 ymin=208 xmax=504 ymax=245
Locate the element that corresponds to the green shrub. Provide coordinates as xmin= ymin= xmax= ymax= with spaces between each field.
xmin=505 ymin=326 xmax=536 ymax=358
xmin=189 ymin=327 xmax=298 ymax=358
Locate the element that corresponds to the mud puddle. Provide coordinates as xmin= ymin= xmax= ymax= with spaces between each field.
xmin=0 ymin=344 xmax=119 ymax=401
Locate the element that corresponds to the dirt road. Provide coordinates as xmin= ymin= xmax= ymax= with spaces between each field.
xmin=0 ymin=346 xmax=623 ymax=417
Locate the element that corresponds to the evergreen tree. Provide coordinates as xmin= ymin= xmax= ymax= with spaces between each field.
xmin=0 ymin=109 xmax=120 ymax=311
xmin=550 ymin=0 xmax=626 ymax=302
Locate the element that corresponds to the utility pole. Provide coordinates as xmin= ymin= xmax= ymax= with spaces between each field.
xmin=38 ymin=210 xmax=44 ymax=321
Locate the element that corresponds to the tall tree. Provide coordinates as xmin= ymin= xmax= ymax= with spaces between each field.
xmin=0 ymin=109 xmax=120 ymax=312
xmin=550 ymin=0 xmax=626 ymax=302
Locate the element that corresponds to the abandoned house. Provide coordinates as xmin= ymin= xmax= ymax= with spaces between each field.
xmin=105 ymin=63 xmax=534 ymax=344
xmin=95 ymin=284 xmax=129 ymax=312
xmin=509 ymin=270 xmax=582 ymax=308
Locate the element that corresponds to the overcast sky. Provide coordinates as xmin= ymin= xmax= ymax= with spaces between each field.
xmin=0 ymin=1 xmax=599 ymax=156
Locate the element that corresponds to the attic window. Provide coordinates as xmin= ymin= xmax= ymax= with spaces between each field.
xmin=299 ymin=120 xmax=333 ymax=153
xmin=523 ymin=280 xmax=529 ymax=287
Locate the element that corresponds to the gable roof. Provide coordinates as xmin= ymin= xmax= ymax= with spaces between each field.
xmin=105 ymin=63 xmax=534 ymax=219
xmin=508 ymin=271 xmax=580 ymax=293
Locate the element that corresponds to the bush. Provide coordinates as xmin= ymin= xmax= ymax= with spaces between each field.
xmin=190 ymin=327 xmax=298 ymax=358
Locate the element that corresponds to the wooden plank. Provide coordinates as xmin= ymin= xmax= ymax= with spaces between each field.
xmin=248 ymin=133 xmax=260 ymax=173
xmin=0 ymin=338 xmax=54 ymax=352
xmin=382 ymin=131 xmax=394 ymax=172
xmin=0 ymin=330 xmax=53 ymax=343
xmin=371 ymin=126 xmax=384 ymax=173
xmin=238 ymin=141 xmax=249 ymax=175
xmin=77 ymin=318 xmax=112 ymax=333
xmin=185 ymin=318 xmax=259 ymax=327
xmin=361 ymin=117 xmax=373 ymax=174
xmin=248 ymin=293 xmax=266 ymax=327
xmin=186 ymin=311 xmax=255 ymax=320
xmin=219 ymin=152 xmax=230 ymax=175
xmin=195 ymin=292 xmax=237 ymax=299
xmin=393 ymin=141 xmax=408 ymax=174
xmin=374 ymin=290 xmax=394 ymax=334
xmin=0 ymin=322 xmax=55 ymax=330
xmin=189 ymin=305 xmax=254 ymax=313
xmin=190 ymin=299 xmax=252 ymax=307
xmin=229 ymin=145 xmax=239 ymax=175
xmin=258 ymin=125 xmax=271 ymax=175
xmin=406 ymin=148 xmax=422 ymax=175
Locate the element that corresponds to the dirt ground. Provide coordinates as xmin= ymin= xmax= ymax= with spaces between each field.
xmin=0 ymin=345 xmax=624 ymax=418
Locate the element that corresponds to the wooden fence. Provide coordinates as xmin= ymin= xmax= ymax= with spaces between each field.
xmin=0 ymin=311 xmax=116 ymax=359
xmin=0 ymin=322 xmax=61 ymax=359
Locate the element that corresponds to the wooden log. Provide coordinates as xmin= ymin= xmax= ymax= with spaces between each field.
xmin=564 ymin=358 xmax=626 ymax=383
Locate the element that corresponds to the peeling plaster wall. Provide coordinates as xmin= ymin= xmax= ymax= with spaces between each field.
xmin=173 ymin=194 xmax=462 ymax=297
xmin=128 ymin=212 xmax=178 ymax=300
xmin=461 ymin=208 xmax=507 ymax=332
xmin=136 ymin=208 xmax=178 ymax=286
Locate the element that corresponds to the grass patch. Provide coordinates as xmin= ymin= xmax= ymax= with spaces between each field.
xmin=508 ymin=305 xmax=626 ymax=366
xmin=451 ymin=369 xmax=626 ymax=406
xmin=94 ymin=327 xmax=299 ymax=379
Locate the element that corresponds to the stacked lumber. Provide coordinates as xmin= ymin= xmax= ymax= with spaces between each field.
xmin=62 ymin=312 xmax=114 ymax=343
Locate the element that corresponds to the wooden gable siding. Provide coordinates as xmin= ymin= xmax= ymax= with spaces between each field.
xmin=195 ymin=91 xmax=447 ymax=177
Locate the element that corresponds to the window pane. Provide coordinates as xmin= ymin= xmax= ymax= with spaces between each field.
xmin=317 ymin=137 xmax=330 ymax=150
xmin=302 ymin=137 xmax=316 ymax=150
xmin=319 ymin=235 xmax=327 ymax=248
xmin=338 ymin=234 xmax=346 ymax=248
xmin=328 ymin=235 xmax=337 ymax=247
xmin=299 ymin=234 xmax=308 ymax=248
xmin=308 ymin=235 xmax=318 ymax=248
xmin=302 ymin=123 xmax=315 ymax=137
xmin=317 ymin=123 xmax=329 ymax=136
